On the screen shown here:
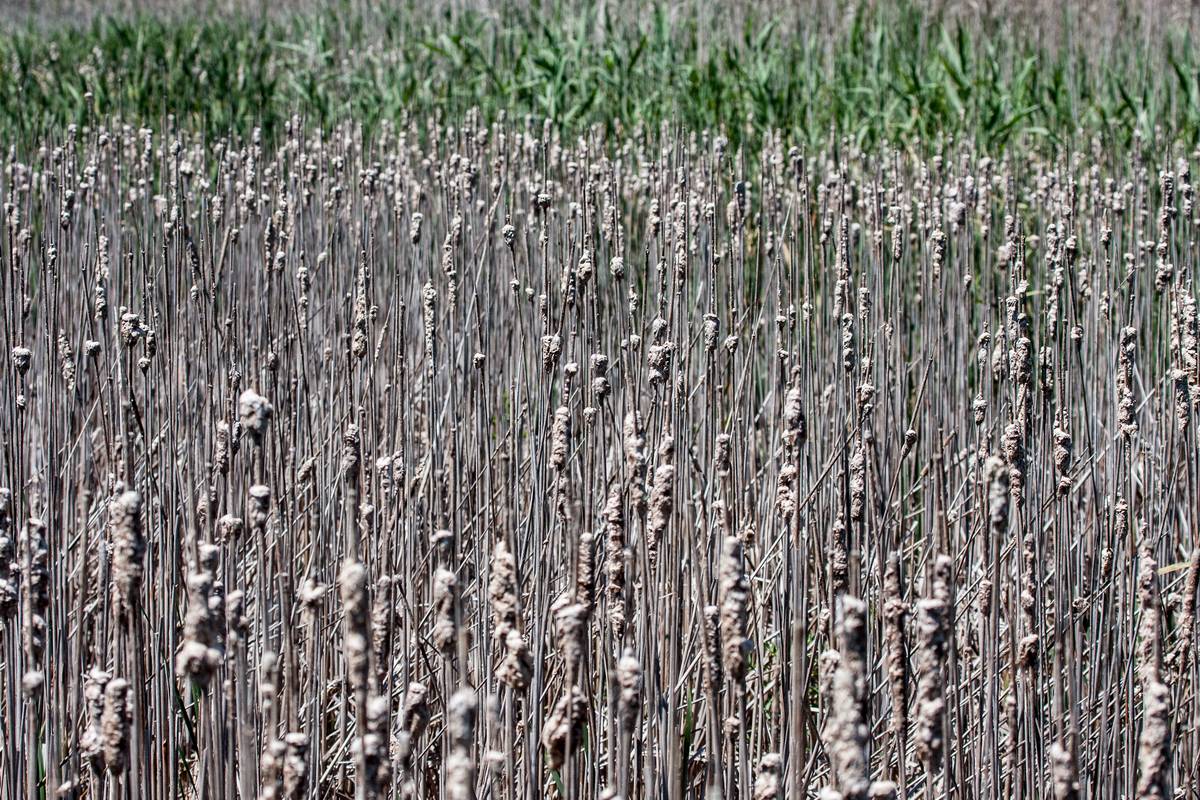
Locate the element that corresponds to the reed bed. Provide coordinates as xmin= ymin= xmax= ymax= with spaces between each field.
xmin=0 ymin=117 xmax=1197 ymax=800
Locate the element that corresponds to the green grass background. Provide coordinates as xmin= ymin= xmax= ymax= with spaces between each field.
xmin=2 ymin=0 xmax=1199 ymax=153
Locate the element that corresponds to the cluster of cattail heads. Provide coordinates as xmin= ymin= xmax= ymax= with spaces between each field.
xmin=2 ymin=116 xmax=1198 ymax=800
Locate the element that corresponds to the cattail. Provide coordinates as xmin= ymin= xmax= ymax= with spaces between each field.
xmin=352 ymin=265 xmax=369 ymax=359
xmin=101 ymin=677 xmax=131 ymax=775
xmin=370 ymin=575 xmax=393 ymax=691
xmin=576 ymin=531 xmax=595 ymax=616
xmin=446 ymin=689 xmax=478 ymax=800
xmin=249 ymin=484 xmax=271 ymax=530
xmin=58 ymin=330 xmax=76 ymax=392
xmin=714 ymin=433 xmax=732 ymax=477
xmin=281 ymin=732 xmax=310 ymax=799
xmin=646 ymin=447 xmax=675 ymax=572
xmin=868 ymin=782 xmax=897 ymax=800
xmin=119 ymin=311 xmax=144 ymax=346
xmin=541 ymin=334 xmax=562 ymax=372
xmin=829 ymin=515 xmax=849 ymax=595
xmin=849 ymin=445 xmax=866 ymax=522
xmin=260 ymin=738 xmax=287 ymax=799
xmin=719 ymin=535 xmax=750 ymax=685
xmin=616 ymin=649 xmax=642 ymax=730
xmin=1048 ymin=742 xmax=1079 ymax=800
xmin=340 ymin=559 xmax=371 ymax=691
xmin=1136 ymin=553 xmax=1171 ymax=800
xmin=422 ymin=281 xmax=437 ymax=360
xmin=176 ymin=544 xmax=224 ymax=684
xmin=0 ymin=488 xmax=14 ymax=617
xmin=1136 ymin=682 xmax=1171 ymax=800
xmin=109 ymin=491 xmax=144 ymax=620
xmin=753 ymin=753 xmax=783 ymax=800
xmin=226 ymin=589 xmax=248 ymax=645
xmin=237 ymin=389 xmax=274 ymax=446
xmin=489 ymin=538 xmax=520 ymax=641
xmin=1053 ymin=425 xmax=1073 ymax=494
xmin=19 ymin=517 xmax=48 ymax=666
xmin=497 ymin=628 xmax=533 ymax=690
xmin=1174 ymin=549 xmax=1200 ymax=674
xmin=1170 ymin=367 xmax=1191 ymax=434
xmin=827 ymin=597 xmax=870 ymax=800
xmin=623 ymin=412 xmax=647 ymax=519
xmin=702 ymin=604 xmax=723 ymax=696
xmin=214 ymin=421 xmax=232 ymax=475
xmin=550 ymin=405 xmax=571 ymax=470
xmin=914 ymin=556 xmax=952 ymax=778
xmin=1001 ymin=421 xmax=1026 ymax=507
xmin=541 ymin=685 xmax=587 ymax=770
xmin=362 ymin=695 xmax=392 ymax=794
xmin=400 ymin=682 xmax=430 ymax=741
xmin=882 ymin=553 xmax=908 ymax=744
xmin=1137 ymin=552 xmax=1163 ymax=683
xmin=397 ymin=681 xmax=430 ymax=791
xmin=783 ymin=370 xmax=806 ymax=448
xmin=259 ymin=651 xmax=280 ymax=721
xmin=603 ymin=487 xmax=628 ymax=641
xmin=553 ymin=597 xmax=588 ymax=679
xmin=1118 ymin=326 xmax=1138 ymax=437
xmin=431 ymin=567 xmax=459 ymax=655
xmin=80 ymin=667 xmax=111 ymax=771
xmin=490 ymin=537 xmax=532 ymax=689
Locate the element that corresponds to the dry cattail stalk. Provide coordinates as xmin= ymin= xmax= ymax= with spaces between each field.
xmin=702 ymin=604 xmax=723 ymax=698
xmin=1048 ymin=741 xmax=1079 ymax=800
xmin=259 ymin=738 xmax=288 ymax=800
xmin=397 ymin=681 xmax=430 ymax=793
xmin=20 ymin=517 xmax=48 ymax=667
xmin=914 ymin=557 xmax=951 ymax=779
xmin=826 ymin=597 xmax=870 ymax=800
xmin=753 ymin=753 xmax=783 ymax=800
xmin=446 ymin=689 xmax=477 ymax=800
xmin=867 ymin=781 xmax=898 ymax=800
xmin=603 ymin=486 xmax=628 ymax=642
xmin=109 ymin=490 xmax=144 ymax=621
xmin=646 ymin=436 xmax=675 ymax=572
xmin=553 ymin=597 xmax=588 ymax=680
xmin=616 ymin=649 xmax=642 ymax=731
xmin=340 ymin=559 xmax=371 ymax=692
xmin=489 ymin=537 xmax=520 ymax=641
xmin=80 ymin=667 xmax=111 ymax=772
xmin=881 ymin=553 xmax=908 ymax=750
xmin=431 ymin=567 xmax=459 ymax=655
xmin=1135 ymin=552 xmax=1171 ymax=800
xmin=100 ymin=677 xmax=131 ymax=776
xmin=576 ymin=531 xmax=595 ymax=616
xmin=0 ymin=488 xmax=15 ymax=617
xmin=541 ymin=685 xmax=588 ymax=770
xmin=719 ymin=536 xmax=750 ymax=685
xmin=370 ymin=575 xmax=393 ymax=692
xmin=280 ymin=732 xmax=310 ymax=799
xmin=623 ymin=412 xmax=647 ymax=520
xmin=551 ymin=405 xmax=571 ymax=471
xmin=361 ymin=695 xmax=392 ymax=795
xmin=238 ymin=389 xmax=274 ymax=447
xmin=1174 ymin=549 xmax=1200 ymax=674
xmin=176 ymin=543 xmax=224 ymax=684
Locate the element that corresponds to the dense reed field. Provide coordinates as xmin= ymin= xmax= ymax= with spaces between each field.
xmin=2 ymin=1 xmax=1200 ymax=799
xmin=0 ymin=113 xmax=1198 ymax=799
